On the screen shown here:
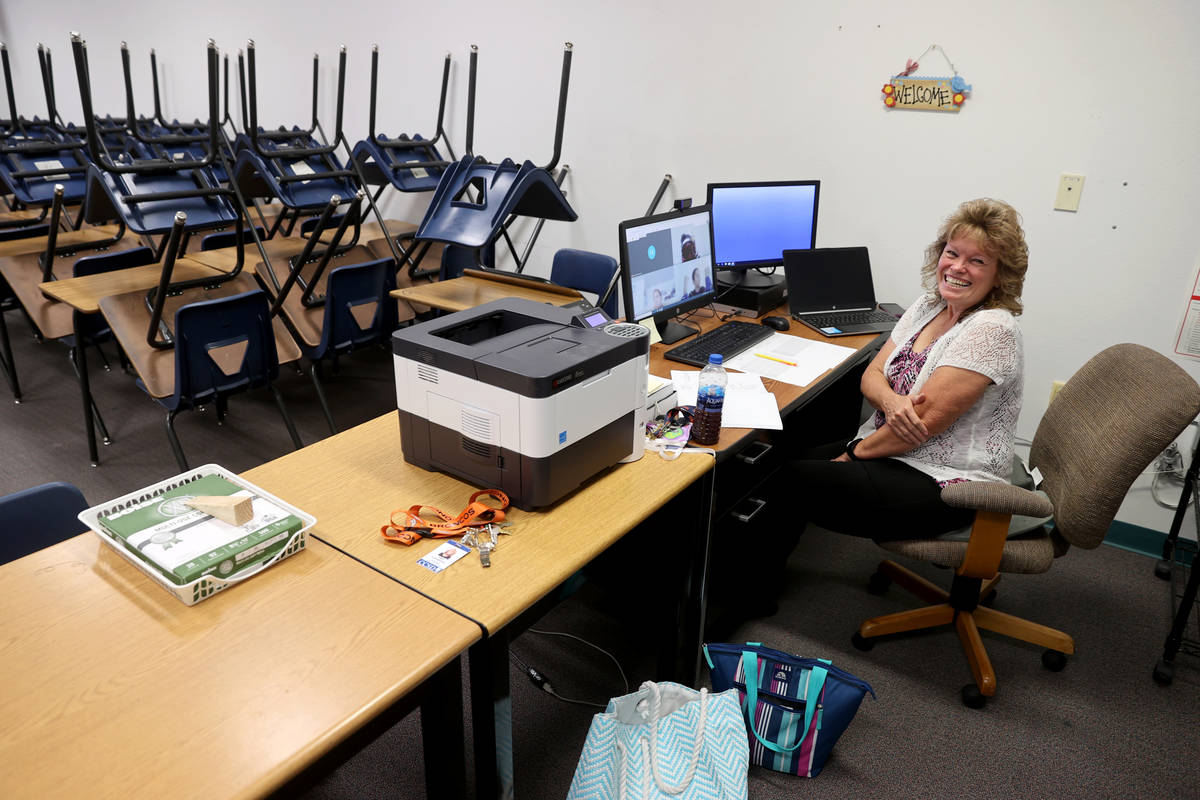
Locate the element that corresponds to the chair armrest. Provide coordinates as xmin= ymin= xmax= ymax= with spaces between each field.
xmin=941 ymin=480 xmax=1054 ymax=518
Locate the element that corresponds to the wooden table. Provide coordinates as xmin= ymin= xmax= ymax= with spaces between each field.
xmin=0 ymin=224 xmax=123 ymax=258
xmin=0 ymin=533 xmax=479 ymax=799
xmin=648 ymin=310 xmax=883 ymax=454
xmin=243 ymin=411 xmax=715 ymax=798
xmin=393 ymin=272 xmax=583 ymax=313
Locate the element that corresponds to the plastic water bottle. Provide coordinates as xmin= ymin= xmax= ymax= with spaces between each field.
xmin=690 ymin=353 xmax=726 ymax=445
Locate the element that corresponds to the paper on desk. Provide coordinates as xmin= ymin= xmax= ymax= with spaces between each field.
xmin=670 ymin=371 xmax=783 ymax=430
xmin=723 ymin=332 xmax=857 ymax=387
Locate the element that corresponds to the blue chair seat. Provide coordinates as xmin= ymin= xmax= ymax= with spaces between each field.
xmin=351 ymin=133 xmax=446 ymax=193
xmin=415 ymin=156 xmax=576 ymax=250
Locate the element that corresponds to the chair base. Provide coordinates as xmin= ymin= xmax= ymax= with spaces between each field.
xmin=857 ymin=559 xmax=1075 ymax=698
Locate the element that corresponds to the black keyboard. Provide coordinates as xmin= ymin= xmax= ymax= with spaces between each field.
xmin=795 ymin=308 xmax=899 ymax=328
xmin=663 ymin=320 xmax=775 ymax=367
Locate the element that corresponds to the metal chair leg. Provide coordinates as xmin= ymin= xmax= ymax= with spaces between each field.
xmin=68 ymin=346 xmax=112 ymax=444
xmin=165 ymin=410 xmax=189 ymax=471
xmin=269 ymin=385 xmax=304 ymax=451
xmin=0 ymin=310 xmax=21 ymax=402
xmin=308 ymin=360 xmax=338 ymax=435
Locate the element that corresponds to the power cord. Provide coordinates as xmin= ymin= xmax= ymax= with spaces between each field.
xmin=510 ymin=628 xmax=631 ymax=709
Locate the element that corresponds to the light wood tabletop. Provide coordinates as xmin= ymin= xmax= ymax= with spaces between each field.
xmin=38 ymin=257 xmax=231 ymax=314
xmin=0 ymin=533 xmax=479 ymax=800
xmin=648 ymin=309 xmax=882 ymax=451
xmin=392 ymin=272 xmax=583 ymax=313
xmin=243 ymin=411 xmax=712 ymax=634
xmin=186 ymin=219 xmax=416 ymax=274
xmin=0 ymin=224 xmax=124 ymax=258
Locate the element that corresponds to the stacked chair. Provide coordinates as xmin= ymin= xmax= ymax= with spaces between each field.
xmin=69 ymin=34 xmax=303 ymax=469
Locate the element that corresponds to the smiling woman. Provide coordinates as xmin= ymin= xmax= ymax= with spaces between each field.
xmin=761 ymin=198 xmax=1029 ymax=546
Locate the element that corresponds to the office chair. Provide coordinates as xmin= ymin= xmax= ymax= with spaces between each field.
xmin=550 ymin=248 xmax=619 ymax=317
xmin=148 ymin=289 xmax=302 ymax=471
xmin=851 ymin=343 xmax=1200 ymax=708
xmin=0 ymin=481 xmax=89 ymax=564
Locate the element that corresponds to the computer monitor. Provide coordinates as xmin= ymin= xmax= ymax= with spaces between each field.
xmin=707 ymin=180 xmax=820 ymax=288
xmin=617 ymin=205 xmax=715 ymax=344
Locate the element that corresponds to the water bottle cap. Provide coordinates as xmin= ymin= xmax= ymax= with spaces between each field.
xmin=708 ymin=353 xmax=723 ymax=365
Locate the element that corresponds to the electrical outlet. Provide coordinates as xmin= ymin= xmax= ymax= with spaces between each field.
xmin=1054 ymin=173 xmax=1085 ymax=212
xmin=1049 ymin=380 xmax=1066 ymax=405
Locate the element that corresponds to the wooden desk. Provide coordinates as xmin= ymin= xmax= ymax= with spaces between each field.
xmin=0 ymin=224 xmax=123 ymax=258
xmin=185 ymin=219 xmax=415 ymax=274
xmin=244 ymin=412 xmax=710 ymax=635
xmin=0 ymin=534 xmax=479 ymax=799
xmin=39 ymin=258 xmax=230 ymax=314
xmin=243 ymin=411 xmax=714 ymax=798
xmin=393 ymin=273 xmax=583 ymax=313
xmin=648 ymin=311 xmax=883 ymax=454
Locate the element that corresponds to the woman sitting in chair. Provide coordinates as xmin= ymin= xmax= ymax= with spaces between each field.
xmin=776 ymin=197 xmax=1028 ymax=541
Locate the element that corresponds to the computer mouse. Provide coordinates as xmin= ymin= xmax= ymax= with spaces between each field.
xmin=762 ymin=316 xmax=790 ymax=331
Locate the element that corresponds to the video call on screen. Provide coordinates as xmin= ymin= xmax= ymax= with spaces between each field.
xmin=626 ymin=215 xmax=714 ymax=322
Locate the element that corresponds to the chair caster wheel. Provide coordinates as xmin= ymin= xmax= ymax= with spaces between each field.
xmin=1041 ymin=649 xmax=1067 ymax=672
xmin=866 ymin=572 xmax=891 ymax=595
xmin=1153 ymin=659 xmax=1174 ymax=687
xmin=961 ymin=684 xmax=987 ymax=709
xmin=1154 ymin=559 xmax=1172 ymax=580
xmin=851 ymin=632 xmax=875 ymax=651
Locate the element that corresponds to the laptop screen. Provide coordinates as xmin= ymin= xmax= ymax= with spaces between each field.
xmin=784 ymin=247 xmax=878 ymax=313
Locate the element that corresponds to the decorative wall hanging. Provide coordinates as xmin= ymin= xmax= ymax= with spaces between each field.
xmin=881 ymin=45 xmax=971 ymax=113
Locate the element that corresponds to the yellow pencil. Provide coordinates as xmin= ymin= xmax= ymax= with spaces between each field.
xmin=755 ymin=353 xmax=797 ymax=367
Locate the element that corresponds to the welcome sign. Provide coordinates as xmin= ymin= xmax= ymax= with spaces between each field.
xmin=883 ymin=77 xmax=963 ymax=112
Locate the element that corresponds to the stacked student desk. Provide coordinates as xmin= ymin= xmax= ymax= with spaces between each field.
xmin=0 ymin=532 xmax=480 ymax=799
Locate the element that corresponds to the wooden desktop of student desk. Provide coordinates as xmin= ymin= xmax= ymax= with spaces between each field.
xmin=242 ymin=411 xmax=715 ymax=798
xmin=391 ymin=271 xmax=583 ymax=312
xmin=0 ymin=533 xmax=480 ymax=800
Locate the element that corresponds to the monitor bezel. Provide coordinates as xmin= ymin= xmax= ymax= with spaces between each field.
xmin=706 ymin=179 xmax=821 ymax=271
xmin=617 ymin=204 xmax=716 ymax=341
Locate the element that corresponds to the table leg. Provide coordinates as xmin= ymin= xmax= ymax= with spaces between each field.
xmin=74 ymin=310 xmax=98 ymax=466
xmin=469 ymin=632 xmax=513 ymax=800
xmin=420 ymin=658 xmax=467 ymax=800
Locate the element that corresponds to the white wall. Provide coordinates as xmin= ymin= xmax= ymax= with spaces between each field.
xmin=4 ymin=0 xmax=1199 ymax=532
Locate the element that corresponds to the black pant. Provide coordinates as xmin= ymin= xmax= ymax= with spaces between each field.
xmin=772 ymin=440 xmax=975 ymax=541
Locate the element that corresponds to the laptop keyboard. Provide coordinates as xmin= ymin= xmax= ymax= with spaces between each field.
xmin=663 ymin=320 xmax=774 ymax=367
xmin=795 ymin=308 xmax=898 ymax=328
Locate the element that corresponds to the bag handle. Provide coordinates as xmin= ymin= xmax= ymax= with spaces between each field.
xmin=642 ymin=680 xmax=706 ymax=795
xmin=740 ymin=650 xmax=828 ymax=754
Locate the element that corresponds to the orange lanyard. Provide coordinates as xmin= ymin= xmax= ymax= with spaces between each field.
xmin=381 ymin=489 xmax=510 ymax=546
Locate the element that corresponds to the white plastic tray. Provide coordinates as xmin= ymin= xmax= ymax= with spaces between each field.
xmin=79 ymin=464 xmax=316 ymax=606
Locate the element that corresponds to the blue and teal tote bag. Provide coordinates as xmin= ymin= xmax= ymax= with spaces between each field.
xmin=703 ymin=643 xmax=874 ymax=777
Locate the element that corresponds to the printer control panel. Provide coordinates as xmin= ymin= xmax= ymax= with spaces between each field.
xmin=569 ymin=307 xmax=613 ymax=329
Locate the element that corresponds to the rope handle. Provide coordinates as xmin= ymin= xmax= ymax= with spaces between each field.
xmin=380 ymin=489 xmax=509 ymax=545
xmin=643 ymin=680 xmax=706 ymax=795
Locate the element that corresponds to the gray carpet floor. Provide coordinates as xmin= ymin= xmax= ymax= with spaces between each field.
xmin=3 ymin=312 xmax=1198 ymax=799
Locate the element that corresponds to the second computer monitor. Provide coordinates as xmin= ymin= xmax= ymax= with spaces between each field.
xmin=618 ymin=205 xmax=715 ymax=344
xmin=708 ymin=180 xmax=820 ymax=278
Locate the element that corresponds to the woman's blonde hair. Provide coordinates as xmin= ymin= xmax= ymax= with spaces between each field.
xmin=920 ymin=198 xmax=1028 ymax=315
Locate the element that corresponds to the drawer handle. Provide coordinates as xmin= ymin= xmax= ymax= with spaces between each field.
xmin=736 ymin=442 xmax=772 ymax=465
xmin=732 ymin=497 xmax=766 ymax=523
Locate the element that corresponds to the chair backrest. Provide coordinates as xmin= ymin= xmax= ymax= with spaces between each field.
xmin=172 ymin=290 xmax=279 ymax=408
xmin=1031 ymin=343 xmax=1200 ymax=549
xmin=200 ymin=227 xmax=267 ymax=252
xmin=318 ymin=258 xmax=398 ymax=357
xmin=0 ymin=482 xmax=89 ymax=564
xmin=550 ymin=248 xmax=619 ymax=317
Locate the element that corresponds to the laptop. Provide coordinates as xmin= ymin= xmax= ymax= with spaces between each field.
xmin=782 ymin=247 xmax=899 ymax=337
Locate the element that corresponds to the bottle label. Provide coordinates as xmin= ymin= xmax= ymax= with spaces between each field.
xmin=697 ymin=386 xmax=725 ymax=414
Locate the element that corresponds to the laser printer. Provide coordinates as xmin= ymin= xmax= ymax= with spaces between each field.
xmin=392 ymin=298 xmax=649 ymax=509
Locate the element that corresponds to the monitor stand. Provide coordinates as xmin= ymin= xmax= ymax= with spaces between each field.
xmin=716 ymin=269 xmax=785 ymax=290
xmin=654 ymin=315 xmax=699 ymax=345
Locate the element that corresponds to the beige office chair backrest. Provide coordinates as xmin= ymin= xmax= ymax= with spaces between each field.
xmin=1030 ymin=343 xmax=1200 ymax=550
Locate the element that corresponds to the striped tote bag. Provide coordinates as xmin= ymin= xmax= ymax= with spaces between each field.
xmin=566 ymin=680 xmax=749 ymax=799
xmin=703 ymin=643 xmax=875 ymax=777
